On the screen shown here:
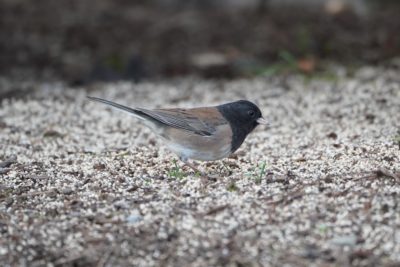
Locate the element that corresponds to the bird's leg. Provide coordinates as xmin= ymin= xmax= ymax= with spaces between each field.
xmin=179 ymin=156 xmax=201 ymax=175
xmin=179 ymin=157 xmax=209 ymax=182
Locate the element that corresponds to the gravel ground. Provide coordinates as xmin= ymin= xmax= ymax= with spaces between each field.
xmin=1 ymin=67 xmax=399 ymax=266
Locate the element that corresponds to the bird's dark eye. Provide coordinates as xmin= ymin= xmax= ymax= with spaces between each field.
xmin=248 ymin=110 xmax=255 ymax=117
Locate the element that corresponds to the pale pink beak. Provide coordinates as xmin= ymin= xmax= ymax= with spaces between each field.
xmin=257 ymin=117 xmax=269 ymax=125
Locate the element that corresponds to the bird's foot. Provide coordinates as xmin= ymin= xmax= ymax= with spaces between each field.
xmin=180 ymin=159 xmax=216 ymax=184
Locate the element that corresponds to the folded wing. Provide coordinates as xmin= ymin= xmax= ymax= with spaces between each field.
xmin=136 ymin=108 xmax=217 ymax=136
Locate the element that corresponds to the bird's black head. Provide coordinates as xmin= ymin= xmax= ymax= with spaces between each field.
xmin=217 ymin=100 xmax=267 ymax=152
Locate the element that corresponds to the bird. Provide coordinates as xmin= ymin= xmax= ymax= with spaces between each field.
xmin=87 ymin=96 xmax=268 ymax=175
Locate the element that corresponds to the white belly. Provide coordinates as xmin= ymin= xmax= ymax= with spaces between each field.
xmin=165 ymin=140 xmax=232 ymax=161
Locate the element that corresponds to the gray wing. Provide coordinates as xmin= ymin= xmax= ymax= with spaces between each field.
xmin=136 ymin=108 xmax=216 ymax=136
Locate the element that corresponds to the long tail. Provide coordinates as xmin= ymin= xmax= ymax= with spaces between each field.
xmin=87 ymin=96 xmax=141 ymax=115
xmin=87 ymin=96 xmax=164 ymax=131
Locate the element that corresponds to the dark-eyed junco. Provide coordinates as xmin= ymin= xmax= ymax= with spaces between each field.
xmin=87 ymin=96 xmax=268 ymax=174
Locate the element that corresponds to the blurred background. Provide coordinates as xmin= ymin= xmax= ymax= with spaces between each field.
xmin=0 ymin=0 xmax=399 ymax=87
